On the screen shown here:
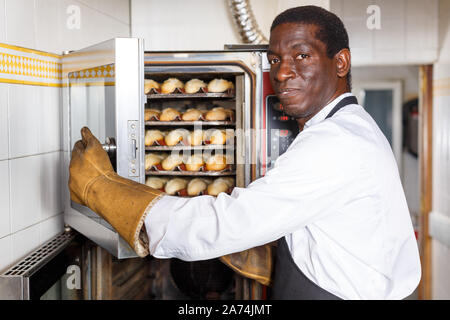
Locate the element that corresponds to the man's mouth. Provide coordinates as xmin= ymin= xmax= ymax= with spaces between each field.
xmin=277 ymin=88 xmax=301 ymax=97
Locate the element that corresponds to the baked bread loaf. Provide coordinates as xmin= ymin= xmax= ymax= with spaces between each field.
xmin=207 ymin=177 xmax=235 ymax=196
xmin=145 ymin=177 xmax=168 ymax=190
xmin=181 ymin=108 xmax=203 ymax=121
xmin=184 ymin=79 xmax=206 ymax=94
xmin=204 ymin=107 xmax=234 ymax=121
xmin=184 ymin=154 xmax=205 ymax=172
xmin=207 ymin=79 xmax=234 ymax=93
xmin=161 ymin=78 xmax=184 ymax=94
xmin=187 ymin=178 xmax=208 ymax=196
xmin=145 ymin=109 xmax=161 ymax=121
xmin=160 ymin=107 xmax=181 ymax=121
xmin=145 ymin=130 xmax=165 ymax=146
xmin=188 ymin=129 xmax=203 ymax=146
xmin=145 ymin=153 xmax=166 ymax=170
xmin=165 ymin=178 xmax=188 ymax=195
xmin=203 ymin=129 xmax=226 ymax=145
xmin=205 ymin=154 xmax=227 ymax=171
xmin=144 ymin=79 xmax=160 ymax=94
xmin=165 ymin=128 xmax=190 ymax=146
xmin=161 ymin=154 xmax=184 ymax=171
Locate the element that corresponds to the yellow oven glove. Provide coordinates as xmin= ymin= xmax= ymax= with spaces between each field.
xmin=220 ymin=243 xmax=275 ymax=286
xmin=69 ymin=127 xmax=164 ymax=257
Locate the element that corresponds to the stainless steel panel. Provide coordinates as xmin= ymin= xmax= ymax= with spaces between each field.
xmin=63 ymin=38 xmax=144 ymax=259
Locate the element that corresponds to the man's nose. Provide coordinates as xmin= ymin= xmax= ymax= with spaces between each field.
xmin=275 ymin=59 xmax=295 ymax=82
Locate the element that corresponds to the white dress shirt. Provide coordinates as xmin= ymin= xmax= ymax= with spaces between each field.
xmin=144 ymin=92 xmax=421 ymax=300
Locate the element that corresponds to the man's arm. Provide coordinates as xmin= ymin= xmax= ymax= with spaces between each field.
xmin=145 ymin=126 xmax=358 ymax=261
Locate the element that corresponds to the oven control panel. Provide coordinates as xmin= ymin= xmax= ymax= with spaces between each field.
xmin=265 ymin=95 xmax=299 ymax=169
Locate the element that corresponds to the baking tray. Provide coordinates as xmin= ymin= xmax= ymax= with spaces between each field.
xmin=145 ymin=170 xmax=236 ymax=177
xmin=145 ymin=120 xmax=235 ymax=126
xmin=145 ymin=145 xmax=234 ymax=151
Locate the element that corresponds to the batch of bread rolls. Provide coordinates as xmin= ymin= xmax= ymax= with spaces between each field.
xmin=145 ymin=176 xmax=235 ymax=197
xmin=145 ymin=128 xmax=234 ymax=147
xmin=145 ymin=106 xmax=234 ymax=122
xmin=145 ymin=152 xmax=232 ymax=172
xmin=145 ymin=78 xmax=234 ymax=95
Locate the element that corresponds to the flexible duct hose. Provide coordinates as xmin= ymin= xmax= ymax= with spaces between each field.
xmin=228 ymin=0 xmax=268 ymax=44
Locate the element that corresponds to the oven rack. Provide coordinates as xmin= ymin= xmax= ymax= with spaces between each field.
xmin=145 ymin=170 xmax=236 ymax=177
xmin=145 ymin=120 xmax=235 ymax=126
xmin=145 ymin=145 xmax=234 ymax=151
xmin=146 ymin=92 xmax=235 ymax=99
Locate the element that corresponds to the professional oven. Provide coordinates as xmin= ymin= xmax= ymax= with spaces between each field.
xmin=62 ymin=38 xmax=299 ymax=299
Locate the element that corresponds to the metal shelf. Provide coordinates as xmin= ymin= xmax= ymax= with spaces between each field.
xmin=145 ymin=170 xmax=236 ymax=177
xmin=145 ymin=145 xmax=234 ymax=151
xmin=146 ymin=92 xmax=235 ymax=99
xmin=145 ymin=120 xmax=235 ymax=126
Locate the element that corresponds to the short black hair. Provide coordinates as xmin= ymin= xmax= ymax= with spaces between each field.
xmin=270 ymin=6 xmax=352 ymax=90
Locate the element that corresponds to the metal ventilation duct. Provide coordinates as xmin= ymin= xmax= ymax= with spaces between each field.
xmin=228 ymin=0 xmax=268 ymax=44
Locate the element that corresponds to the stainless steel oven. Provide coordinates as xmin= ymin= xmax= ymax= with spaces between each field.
xmin=61 ymin=38 xmax=299 ymax=300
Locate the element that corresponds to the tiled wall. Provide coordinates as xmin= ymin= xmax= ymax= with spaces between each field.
xmin=0 ymin=0 xmax=130 ymax=273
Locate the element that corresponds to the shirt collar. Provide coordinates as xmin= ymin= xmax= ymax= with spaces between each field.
xmin=303 ymin=92 xmax=353 ymax=129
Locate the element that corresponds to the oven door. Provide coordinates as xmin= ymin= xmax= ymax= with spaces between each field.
xmin=62 ymin=38 xmax=145 ymax=259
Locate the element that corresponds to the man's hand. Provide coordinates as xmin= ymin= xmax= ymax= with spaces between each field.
xmin=67 ymin=126 xmax=163 ymax=257
xmin=69 ymin=127 xmax=114 ymax=206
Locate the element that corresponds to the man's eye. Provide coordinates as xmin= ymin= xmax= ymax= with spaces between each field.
xmin=268 ymin=58 xmax=280 ymax=65
xmin=296 ymin=54 xmax=308 ymax=60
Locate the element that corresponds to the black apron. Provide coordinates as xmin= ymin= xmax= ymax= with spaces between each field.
xmin=270 ymin=95 xmax=358 ymax=300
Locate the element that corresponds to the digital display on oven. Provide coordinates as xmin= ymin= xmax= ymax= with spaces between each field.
xmin=266 ymin=95 xmax=299 ymax=169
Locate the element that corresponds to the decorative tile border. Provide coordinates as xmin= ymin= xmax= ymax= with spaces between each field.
xmin=0 ymin=43 xmax=115 ymax=87
xmin=0 ymin=43 xmax=62 ymax=87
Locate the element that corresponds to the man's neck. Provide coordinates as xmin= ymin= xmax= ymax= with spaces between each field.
xmin=296 ymin=89 xmax=348 ymax=132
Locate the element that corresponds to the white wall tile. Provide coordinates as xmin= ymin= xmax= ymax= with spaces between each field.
xmin=11 ymin=223 xmax=40 ymax=262
xmin=10 ymin=154 xmax=41 ymax=233
xmin=8 ymin=84 xmax=40 ymax=158
xmin=0 ymin=235 xmax=12 ymax=273
xmin=38 ymin=86 xmax=61 ymax=153
xmin=34 ymin=0 xmax=63 ymax=54
xmin=39 ymin=213 xmax=64 ymax=245
xmin=5 ymin=0 xmax=36 ymax=49
xmin=0 ymin=160 xmax=10 ymax=238
xmin=0 ymin=0 xmax=6 ymax=42
xmin=76 ymin=0 xmax=130 ymax=25
xmin=59 ymin=0 xmax=129 ymax=52
xmin=0 ymin=83 xmax=8 ymax=160
xmin=40 ymin=152 xmax=62 ymax=220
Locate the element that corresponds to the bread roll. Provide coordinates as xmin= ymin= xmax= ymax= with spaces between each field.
xmin=165 ymin=178 xmax=188 ymax=195
xmin=165 ymin=128 xmax=190 ymax=146
xmin=205 ymin=154 xmax=227 ymax=171
xmin=188 ymin=129 xmax=203 ymax=146
xmin=145 ymin=130 xmax=165 ymax=146
xmin=187 ymin=178 xmax=208 ymax=196
xmin=184 ymin=79 xmax=206 ymax=94
xmin=145 ymin=177 xmax=168 ymax=190
xmin=160 ymin=107 xmax=181 ymax=121
xmin=181 ymin=108 xmax=203 ymax=121
xmin=161 ymin=154 xmax=184 ymax=171
xmin=145 ymin=109 xmax=161 ymax=121
xmin=184 ymin=154 xmax=205 ymax=172
xmin=161 ymin=78 xmax=184 ymax=94
xmin=205 ymin=107 xmax=227 ymax=121
xmin=207 ymin=79 xmax=233 ymax=93
xmin=145 ymin=153 xmax=165 ymax=170
xmin=203 ymin=129 xmax=226 ymax=145
xmin=144 ymin=79 xmax=160 ymax=94
xmin=207 ymin=178 xmax=234 ymax=196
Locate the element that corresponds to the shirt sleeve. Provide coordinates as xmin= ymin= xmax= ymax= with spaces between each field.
xmin=144 ymin=124 xmax=363 ymax=261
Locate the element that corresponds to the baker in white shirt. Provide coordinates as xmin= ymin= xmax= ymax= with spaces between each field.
xmin=68 ymin=6 xmax=421 ymax=300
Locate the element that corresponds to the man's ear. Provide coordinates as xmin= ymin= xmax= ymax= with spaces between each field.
xmin=335 ymin=48 xmax=351 ymax=79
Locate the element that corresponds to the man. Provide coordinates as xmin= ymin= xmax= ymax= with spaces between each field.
xmin=69 ymin=6 xmax=421 ymax=299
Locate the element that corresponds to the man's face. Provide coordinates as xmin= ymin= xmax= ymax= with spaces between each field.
xmin=268 ymin=23 xmax=339 ymax=121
